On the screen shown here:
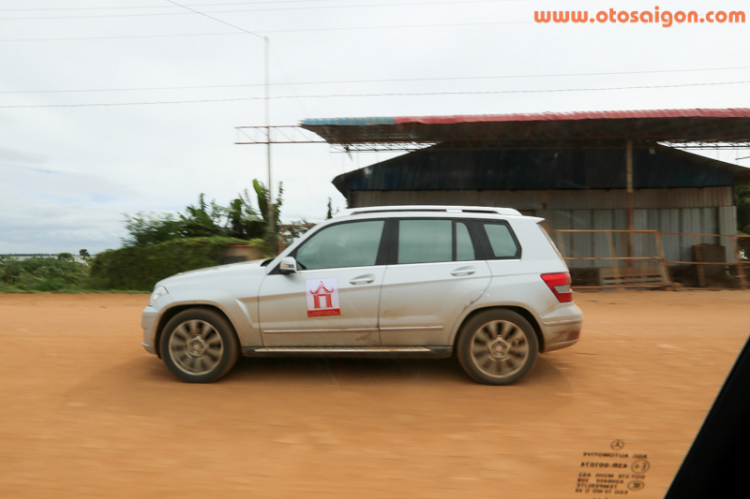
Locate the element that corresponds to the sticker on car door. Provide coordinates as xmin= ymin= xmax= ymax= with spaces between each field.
xmin=306 ymin=278 xmax=341 ymax=317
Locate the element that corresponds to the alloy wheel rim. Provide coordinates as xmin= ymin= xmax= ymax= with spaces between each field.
xmin=469 ymin=320 xmax=529 ymax=378
xmin=168 ymin=320 xmax=224 ymax=376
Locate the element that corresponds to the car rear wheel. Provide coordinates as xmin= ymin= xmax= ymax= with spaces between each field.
xmin=457 ymin=309 xmax=538 ymax=385
xmin=160 ymin=308 xmax=240 ymax=383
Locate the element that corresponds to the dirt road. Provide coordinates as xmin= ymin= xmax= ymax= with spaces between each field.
xmin=1 ymin=291 xmax=748 ymax=498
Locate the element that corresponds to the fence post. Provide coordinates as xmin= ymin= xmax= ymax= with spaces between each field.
xmin=556 ymin=231 xmax=567 ymax=259
xmin=606 ymin=231 xmax=623 ymax=289
xmin=654 ymin=231 xmax=672 ymax=286
xmin=693 ymin=234 xmax=706 ymax=287
xmin=734 ymin=236 xmax=747 ymax=290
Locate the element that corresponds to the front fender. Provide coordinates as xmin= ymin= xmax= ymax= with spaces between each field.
xmin=154 ymin=291 xmax=261 ymax=351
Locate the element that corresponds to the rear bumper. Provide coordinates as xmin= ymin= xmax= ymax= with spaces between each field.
xmin=540 ymin=303 xmax=583 ymax=353
xmin=540 ymin=311 xmax=583 ymax=353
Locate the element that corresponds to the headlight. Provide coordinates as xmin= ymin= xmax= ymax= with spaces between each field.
xmin=149 ymin=286 xmax=169 ymax=307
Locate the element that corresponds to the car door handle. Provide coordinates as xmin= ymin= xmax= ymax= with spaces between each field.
xmin=451 ymin=266 xmax=476 ymax=277
xmin=349 ymin=275 xmax=375 ymax=285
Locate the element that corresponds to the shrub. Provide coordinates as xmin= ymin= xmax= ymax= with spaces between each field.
xmin=89 ymin=236 xmax=261 ymax=291
xmin=0 ymin=257 xmax=89 ymax=292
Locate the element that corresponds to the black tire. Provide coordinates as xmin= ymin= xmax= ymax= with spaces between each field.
xmin=456 ymin=309 xmax=538 ymax=385
xmin=160 ymin=308 xmax=240 ymax=383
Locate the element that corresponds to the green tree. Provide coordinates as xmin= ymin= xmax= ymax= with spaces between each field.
xmin=224 ymin=189 xmax=265 ymax=240
xmin=326 ymin=197 xmax=333 ymax=219
xmin=123 ymin=213 xmax=184 ymax=247
xmin=252 ymin=179 xmax=282 ymax=232
xmin=282 ymin=220 xmax=314 ymax=247
xmin=120 ymin=180 xmax=316 ymax=255
xmin=179 ymin=193 xmax=225 ymax=238
xmin=252 ymin=179 xmax=285 ymax=252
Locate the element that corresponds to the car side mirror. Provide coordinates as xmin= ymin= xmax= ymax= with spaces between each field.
xmin=279 ymin=256 xmax=297 ymax=274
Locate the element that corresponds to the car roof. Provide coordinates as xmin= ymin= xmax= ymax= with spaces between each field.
xmin=333 ymin=205 xmax=523 ymax=218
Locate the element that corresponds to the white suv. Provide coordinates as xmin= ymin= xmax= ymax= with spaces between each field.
xmin=141 ymin=206 xmax=582 ymax=385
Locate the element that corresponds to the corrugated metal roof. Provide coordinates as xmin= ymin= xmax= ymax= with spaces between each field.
xmin=301 ymin=108 xmax=750 ymax=145
xmin=397 ymin=108 xmax=750 ymax=124
xmin=302 ymin=108 xmax=750 ymax=127
xmin=303 ymin=117 xmax=395 ymax=126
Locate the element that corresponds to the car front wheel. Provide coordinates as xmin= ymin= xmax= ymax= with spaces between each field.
xmin=457 ymin=309 xmax=538 ymax=385
xmin=160 ymin=308 xmax=240 ymax=383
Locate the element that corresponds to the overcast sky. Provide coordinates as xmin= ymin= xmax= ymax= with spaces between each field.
xmin=1 ymin=0 xmax=750 ymax=254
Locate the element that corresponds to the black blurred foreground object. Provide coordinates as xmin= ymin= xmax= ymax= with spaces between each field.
xmin=666 ymin=334 xmax=750 ymax=497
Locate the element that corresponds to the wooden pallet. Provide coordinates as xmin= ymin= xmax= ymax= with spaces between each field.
xmin=599 ymin=265 xmax=667 ymax=287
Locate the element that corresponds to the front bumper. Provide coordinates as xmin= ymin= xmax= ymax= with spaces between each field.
xmin=141 ymin=305 xmax=159 ymax=355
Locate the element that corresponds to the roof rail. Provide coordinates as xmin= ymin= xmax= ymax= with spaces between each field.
xmin=334 ymin=205 xmax=522 ymax=217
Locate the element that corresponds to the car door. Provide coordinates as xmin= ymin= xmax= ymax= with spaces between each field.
xmin=378 ymin=218 xmax=492 ymax=346
xmin=258 ymin=219 xmax=386 ymax=347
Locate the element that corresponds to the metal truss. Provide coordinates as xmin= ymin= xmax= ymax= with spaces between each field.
xmin=235 ymin=125 xmax=327 ymax=145
xmin=329 ymin=142 xmax=436 ymax=153
xmin=235 ymin=125 xmax=750 ymax=153
xmin=235 ymin=125 xmax=436 ymax=151
xmin=660 ymin=141 xmax=750 ymax=150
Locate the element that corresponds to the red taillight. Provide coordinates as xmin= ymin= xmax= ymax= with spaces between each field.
xmin=541 ymin=272 xmax=573 ymax=303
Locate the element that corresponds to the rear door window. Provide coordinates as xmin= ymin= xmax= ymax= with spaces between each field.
xmin=455 ymin=221 xmax=476 ymax=261
xmin=479 ymin=221 xmax=521 ymax=259
xmin=396 ymin=219 xmax=480 ymax=264
xmin=398 ymin=219 xmax=452 ymax=264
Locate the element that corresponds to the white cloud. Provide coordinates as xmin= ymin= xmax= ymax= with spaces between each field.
xmin=1 ymin=0 xmax=749 ymax=253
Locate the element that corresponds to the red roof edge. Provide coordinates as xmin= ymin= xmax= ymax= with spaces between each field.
xmin=393 ymin=108 xmax=750 ymax=125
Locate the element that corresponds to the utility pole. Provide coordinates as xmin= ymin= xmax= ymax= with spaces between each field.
xmin=264 ymin=36 xmax=274 ymax=234
xmin=166 ymin=1 xmax=275 ymax=237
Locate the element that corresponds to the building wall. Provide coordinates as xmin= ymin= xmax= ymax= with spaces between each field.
xmin=350 ymin=187 xmax=736 ymax=266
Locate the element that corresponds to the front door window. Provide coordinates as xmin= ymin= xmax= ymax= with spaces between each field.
xmin=296 ymin=220 xmax=384 ymax=270
xmin=258 ymin=220 xmax=386 ymax=347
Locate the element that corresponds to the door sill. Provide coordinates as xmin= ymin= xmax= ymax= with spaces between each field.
xmin=242 ymin=346 xmax=453 ymax=359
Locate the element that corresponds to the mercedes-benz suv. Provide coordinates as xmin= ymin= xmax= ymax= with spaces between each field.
xmin=141 ymin=205 xmax=582 ymax=385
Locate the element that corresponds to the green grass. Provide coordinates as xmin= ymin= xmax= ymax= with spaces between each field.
xmin=0 ymin=285 xmax=149 ymax=294
xmin=0 ymin=237 xmax=265 ymax=293
xmin=0 ymin=256 xmax=93 ymax=292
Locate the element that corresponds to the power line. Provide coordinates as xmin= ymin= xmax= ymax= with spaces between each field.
xmin=265 ymin=20 xmax=530 ymax=34
xmin=4 ymin=65 xmax=750 ymax=95
xmin=269 ymin=44 xmax=311 ymax=118
xmin=0 ymin=0 xmax=518 ymax=20
xmin=0 ymin=0 xmax=349 ymax=11
xmin=164 ymin=0 xmax=265 ymax=40
xmin=3 ymin=80 xmax=750 ymax=109
xmin=165 ymin=0 xmax=276 ymax=230
xmin=0 ymin=0 xmax=518 ymax=12
xmin=0 ymin=31 xmax=239 ymax=42
xmin=0 ymin=21 xmax=530 ymax=42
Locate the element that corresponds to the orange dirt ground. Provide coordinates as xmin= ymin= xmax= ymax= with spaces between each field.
xmin=1 ymin=291 xmax=748 ymax=498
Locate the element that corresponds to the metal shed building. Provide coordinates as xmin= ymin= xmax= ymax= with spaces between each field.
xmin=331 ymin=142 xmax=745 ymax=268
xmin=301 ymin=109 xmax=750 ymax=270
